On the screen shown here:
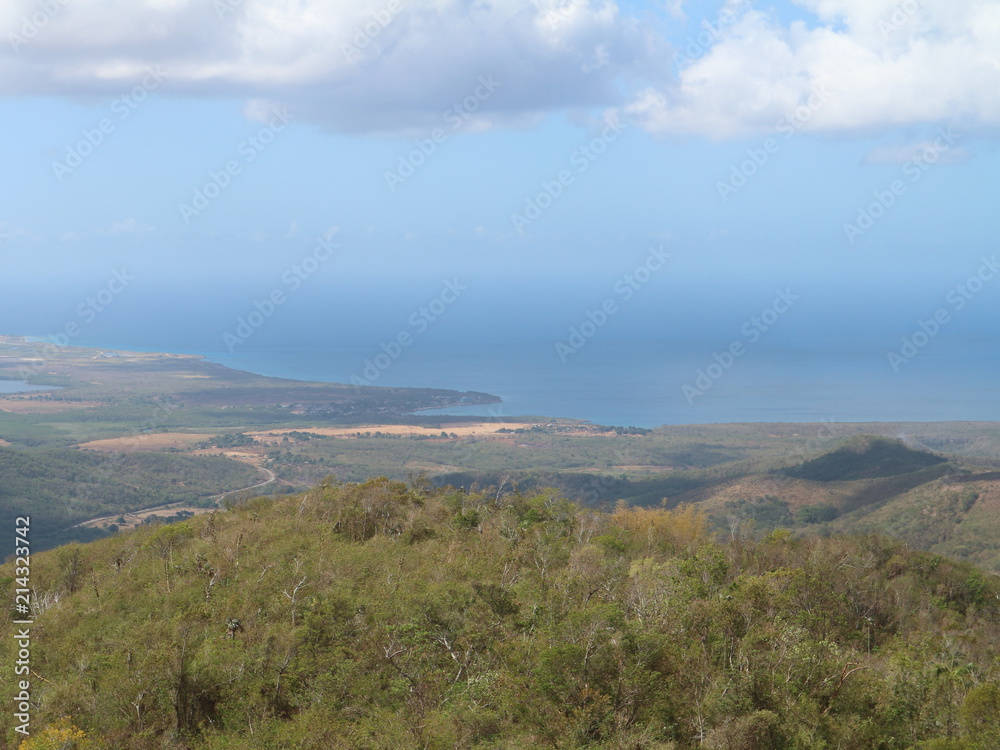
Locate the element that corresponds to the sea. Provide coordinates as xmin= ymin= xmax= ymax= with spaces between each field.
xmin=14 ymin=335 xmax=996 ymax=429
xmin=10 ymin=278 xmax=1000 ymax=428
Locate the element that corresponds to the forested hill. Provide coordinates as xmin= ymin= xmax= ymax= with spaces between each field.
xmin=3 ymin=479 xmax=1000 ymax=749
xmin=0 ymin=446 xmax=260 ymax=550
xmin=783 ymin=435 xmax=948 ymax=482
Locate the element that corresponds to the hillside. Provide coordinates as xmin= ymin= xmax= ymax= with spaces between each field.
xmin=678 ymin=437 xmax=1000 ymax=571
xmin=831 ymin=473 xmax=1000 ymax=571
xmin=0 ymin=446 xmax=260 ymax=550
xmin=3 ymin=480 xmax=1000 ymax=749
xmin=783 ymin=436 xmax=948 ymax=482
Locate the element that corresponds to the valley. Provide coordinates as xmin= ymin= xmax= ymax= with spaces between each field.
xmin=4 ymin=338 xmax=1000 ymax=570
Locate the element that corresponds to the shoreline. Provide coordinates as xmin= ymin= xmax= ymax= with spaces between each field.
xmin=0 ymin=333 xmax=505 ymax=417
xmin=4 ymin=334 xmax=514 ymax=419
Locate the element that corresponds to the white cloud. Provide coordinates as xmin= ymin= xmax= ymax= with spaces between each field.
xmin=0 ymin=0 xmax=664 ymax=134
xmin=625 ymin=0 xmax=1000 ymax=138
xmin=664 ymin=0 xmax=686 ymax=20
xmin=1 ymin=0 xmax=999 ymax=139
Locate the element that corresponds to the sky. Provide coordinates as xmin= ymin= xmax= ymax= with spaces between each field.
xmin=1 ymin=0 xmax=999 ymax=358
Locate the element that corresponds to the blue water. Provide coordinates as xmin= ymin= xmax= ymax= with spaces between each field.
xmin=43 ymin=336 xmax=994 ymax=428
xmin=12 ymin=277 xmax=1000 ymax=428
xmin=0 ymin=380 xmax=58 ymax=394
xmin=222 ymin=341 xmax=1000 ymax=427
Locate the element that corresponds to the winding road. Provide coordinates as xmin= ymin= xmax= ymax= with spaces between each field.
xmin=71 ymin=465 xmax=278 ymax=530
xmin=211 ymin=466 xmax=277 ymax=499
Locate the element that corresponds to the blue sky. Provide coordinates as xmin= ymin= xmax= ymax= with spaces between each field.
xmin=1 ymin=0 xmax=999 ymax=351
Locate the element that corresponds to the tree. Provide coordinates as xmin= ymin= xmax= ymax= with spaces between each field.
xmin=962 ymin=683 xmax=1000 ymax=748
xmin=18 ymin=717 xmax=93 ymax=750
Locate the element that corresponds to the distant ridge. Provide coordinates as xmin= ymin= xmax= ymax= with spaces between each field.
xmin=783 ymin=435 xmax=947 ymax=482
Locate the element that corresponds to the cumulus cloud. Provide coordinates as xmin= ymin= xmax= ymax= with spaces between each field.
xmin=0 ymin=0 xmax=665 ymax=134
xmin=625 ymin=0 xmax=1000 ymax=138
xmin=1 ymin=0 xmax=999 ymax=139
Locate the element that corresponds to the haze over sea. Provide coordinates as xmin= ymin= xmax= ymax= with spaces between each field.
xmin=10 ymin=276 xmax=1000 ymax=429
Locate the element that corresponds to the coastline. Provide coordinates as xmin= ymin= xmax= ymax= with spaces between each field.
xmin=0 ymin=333 xmax=505 ymax=417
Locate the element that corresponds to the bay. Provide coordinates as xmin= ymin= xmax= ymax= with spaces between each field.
xmin=200 ymin=338 xmax=999 ymax=428
xmin=0 ymin=380 xmax=58 ymax=394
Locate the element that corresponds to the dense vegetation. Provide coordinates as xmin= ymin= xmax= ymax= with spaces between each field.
xmin=4 ymin=479 xmax=1000 ymax=749
xmin=0 ymin=447 xmax=260 ymax=550
xmin=829 ymin=475 xmax=1000 ymax=573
